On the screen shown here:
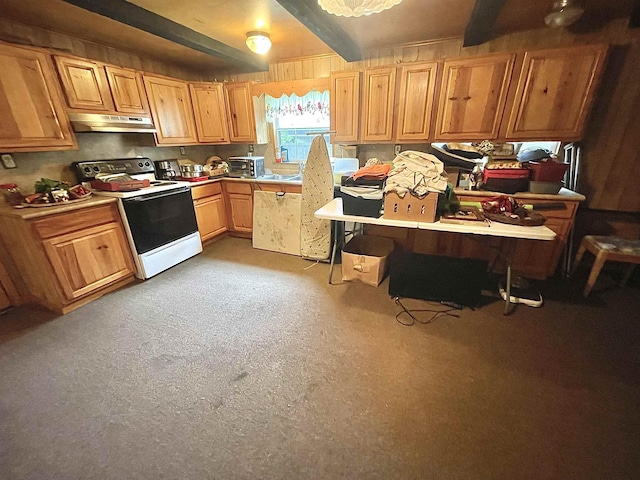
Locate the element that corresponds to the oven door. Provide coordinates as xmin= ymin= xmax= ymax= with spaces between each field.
xmin=122 ymin=187 xmax=198 ymax=254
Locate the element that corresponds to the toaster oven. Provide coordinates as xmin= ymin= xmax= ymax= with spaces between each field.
xmin=227 ymin=156 xmax=265 ymax=178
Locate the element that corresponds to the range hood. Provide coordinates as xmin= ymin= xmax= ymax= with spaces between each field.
xmin=69 ymin=113 xmax=156 ymax=133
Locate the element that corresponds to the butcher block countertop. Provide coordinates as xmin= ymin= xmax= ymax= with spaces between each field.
xmin=0 ymin=196 xmax=118 ymax=220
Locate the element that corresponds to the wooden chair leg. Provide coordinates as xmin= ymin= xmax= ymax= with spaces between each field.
xmin=572 ymin=240 xmax=588 ymax=276
xmin=584 ymin=250 xmax=608 ymax=298
xmin=621 ymin=264 xmax=636 ymax=287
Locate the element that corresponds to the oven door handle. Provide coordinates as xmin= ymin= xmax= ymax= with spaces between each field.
xmin=125 ymin=186 xmax=190 ymax=202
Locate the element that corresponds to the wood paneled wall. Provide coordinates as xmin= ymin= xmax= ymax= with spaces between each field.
xmin=0 ymin=18 xmax=205 ymax=81
xmin=580 ymin=40 xmax=640 ymax=212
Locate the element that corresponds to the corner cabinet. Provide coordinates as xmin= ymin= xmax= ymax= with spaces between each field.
xmin=192 ymin=182 xmax=227 ymax=243
xmin=0 ymin=43 xmax=76 ymax=152
xmin=190 ymin=82 xmax=231 ymax=144
xmin=224 ymin=82 xmax=267 ymax=144
xmin=330 ymin=71 xmax=360 ymax=143
xmin=361 ymin=67 xmax=397 ymax=142
xmin=143 ymin=74 xmax=198 ymax=145
xmin=505 ymin=44 xmax=607 ymax=141
xmin=396 ymin=62 xmax=439 ymax=142
xmin=434 ymin=53 xmax=515 ymax=141
xmin=0 ymin=201 xmax=135 ymax=314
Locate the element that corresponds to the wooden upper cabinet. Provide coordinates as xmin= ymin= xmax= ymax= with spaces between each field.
xmin=434 ymin=53 xmax=515 ymax=140
xmin=0 ymin=43 xmax=76 ymax=152
xmin=361 ymin=67 xmax=397 ymax=142
xmin=396 ymin=62 xmax=439 ymax=142
xmin=54 ymin=56 xmax=115 ymax=112
xmin=143 ymin=74 xmax=198 ymax=145
xmin=330 ymin=70 xmax=360 ymax=143
xmin=105 ymin=65 xmax=149 ymax=115
xmin=225 ymin=82 xmax=258 ymax=143
xmin=505 ymin=44 xmax=607 ymax=141
xmin=190 ymin=82 xmax=231 ymax=144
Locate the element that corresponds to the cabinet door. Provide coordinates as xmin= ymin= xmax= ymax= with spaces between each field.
xmin=42 ymin=222 xmax=135 ymax=301
xmin=143 ymin=74 xmax=198 ymax=145
xmin=227 ymin=194 xmax=253 ymax=232
xmin=396 ymin=62 xmax=438 ymax=142
xmin=434 ymin=53 xmax=514 ymax=140
xmin=190 ymin=82 xmax=231 ymax=144
xmin=54 ymin=56 xmax=115 ymax=111
xmin=194 ymin=194 xmax=227 ymax=242
xmin=330 ymin=71 xmax=360 ymax=143
xmin=105 ymin=65 xmax=149 ymax=115
xmin=505 ymin=45 xmax=607 ymax=141
xmin=0 ymin=44 xmax=76 ymax=151
xmin=225 ymin=82 xmax=257 ymax=143
xmin=361 ymin=67 xmax=396 ymax=142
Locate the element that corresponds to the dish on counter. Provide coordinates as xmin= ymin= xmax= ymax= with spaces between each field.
xmin=19 ymin=193 xmax=93 ymax=208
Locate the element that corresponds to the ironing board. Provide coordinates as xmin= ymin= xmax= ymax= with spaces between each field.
xmin=300 ymin=136 xmax=334 ymax=260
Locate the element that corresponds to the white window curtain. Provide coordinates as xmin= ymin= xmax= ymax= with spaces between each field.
xmin=265 ymin=90 xmax=329 ymax=122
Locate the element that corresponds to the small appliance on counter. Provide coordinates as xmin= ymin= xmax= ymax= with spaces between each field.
xmin=154 ymin=160 xmax=179 ymax=180
xmin=227 ymin=156 xmax=265 ymax=178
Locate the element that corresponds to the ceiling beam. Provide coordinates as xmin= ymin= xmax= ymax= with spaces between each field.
xmin=61 ymin=0 xmax=268 ymax=72
xmin=463 ymin=0 xmax=506 ymax=47
xmin=274 ymin=0 xmax=361 ymax=62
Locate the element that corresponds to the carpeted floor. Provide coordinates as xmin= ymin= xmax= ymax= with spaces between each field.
xmin=1 ymin=237 xmax=639 ymax=480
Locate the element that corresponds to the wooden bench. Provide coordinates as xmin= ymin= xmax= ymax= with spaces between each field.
xmin=573 ymin=235 xmax=640 ymax=297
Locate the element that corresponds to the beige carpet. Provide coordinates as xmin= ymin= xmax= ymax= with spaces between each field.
xmin=0 ymin=237 xmax=639 ymax=479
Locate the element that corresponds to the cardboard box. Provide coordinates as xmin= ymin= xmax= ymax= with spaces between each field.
xmin=342 ymin=235 xmax=395 ymax=286
xmin=383 ymin=191 xmax=438 ymax=222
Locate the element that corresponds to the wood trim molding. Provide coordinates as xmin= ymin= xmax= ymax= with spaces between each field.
xmin=251 ymin=77 xmax=330 ymax=97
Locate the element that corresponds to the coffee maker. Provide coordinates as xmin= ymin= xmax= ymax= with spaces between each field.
xmin=154 ymin=160 xmax=178 ymax=180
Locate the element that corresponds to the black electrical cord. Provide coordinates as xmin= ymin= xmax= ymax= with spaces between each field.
xmin=394 ymin=296 xmax=461 ymax=326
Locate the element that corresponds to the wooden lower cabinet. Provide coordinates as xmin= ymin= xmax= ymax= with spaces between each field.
xmin=0 ymin=201 xmax=135 ymax=313
xmin=192 ymin=182 xmax=227 ymax=243
xmin=223 ymin=182 xmax=254 ymax=235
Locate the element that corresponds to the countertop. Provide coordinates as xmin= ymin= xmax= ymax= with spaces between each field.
xmin=453 ymin=187 xmax=585 ymax=202
xmin=188 ymin=176 xmax=303 ymax=186
xmin=0 ymin=196 xmax=118 ymax=220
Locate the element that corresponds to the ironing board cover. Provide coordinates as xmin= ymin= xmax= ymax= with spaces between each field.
xmin=300 ymin=136 xmax=334 ymax=260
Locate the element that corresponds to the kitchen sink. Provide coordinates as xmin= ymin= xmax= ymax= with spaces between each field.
xmin=258 ymin=174 xmax=302 ymax=181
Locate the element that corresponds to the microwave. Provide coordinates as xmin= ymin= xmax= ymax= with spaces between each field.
xmin=227 ymin=156 xmax=265 ymax=178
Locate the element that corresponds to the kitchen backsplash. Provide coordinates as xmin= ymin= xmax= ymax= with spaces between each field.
xmin=0 ymin=135 xmax=435 ymax=196
xmin=0 ymin=133 xmax=218 ymax=194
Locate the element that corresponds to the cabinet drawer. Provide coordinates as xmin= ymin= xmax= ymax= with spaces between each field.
xmin=224 ymin=182 xmax=252 ymax=195
xmin=191 ymin=182 xmax=222 ymax=200
xmin=32 ymin=204 xmax=120 ymax=239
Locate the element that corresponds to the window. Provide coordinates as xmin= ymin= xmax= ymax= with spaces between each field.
xmin=266 ymin=91 xmax=331 ymax=162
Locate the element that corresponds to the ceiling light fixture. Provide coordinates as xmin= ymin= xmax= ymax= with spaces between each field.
xmin=544 ymin=0 xmax=585 ymax=28
xmin=318 ymin=0 xmax=403 ymax=17
xmin=246 ymin=31 xmax=272 ymax=54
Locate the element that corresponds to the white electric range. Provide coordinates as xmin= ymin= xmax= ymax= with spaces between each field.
xmin=73 ymin=157 xmax=202 ymax=279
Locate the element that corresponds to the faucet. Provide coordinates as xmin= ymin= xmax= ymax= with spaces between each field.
xmin=298 ymin=161 xmax=306 ymax=175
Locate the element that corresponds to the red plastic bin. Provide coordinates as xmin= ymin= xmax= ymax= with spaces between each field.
xmin=482 ymin=168 xmax=530 ymax=194
xmin=528 ymin=161 xmax=569 ymax=182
